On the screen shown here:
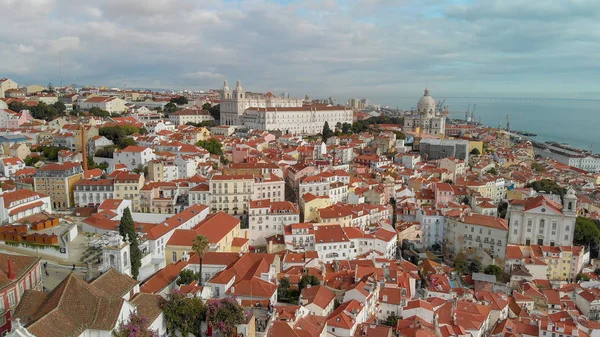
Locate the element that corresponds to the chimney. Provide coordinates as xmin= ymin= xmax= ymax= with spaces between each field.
xmin=81 ymin=124 xmax=88 ymax=171
xmin=7 ymin=259 xmax=16 ymax=280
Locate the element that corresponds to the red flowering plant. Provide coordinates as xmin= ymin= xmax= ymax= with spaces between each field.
xmin=205 ymin=297 xmax=247 ymax=337
xmin=113 ymin=312 xmax=159 ymax=337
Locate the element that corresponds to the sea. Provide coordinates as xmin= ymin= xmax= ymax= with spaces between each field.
xmin=391 ymin=97 xmax=600 ymax=153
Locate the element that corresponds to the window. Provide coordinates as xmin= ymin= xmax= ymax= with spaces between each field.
xmin=513 ymin=229 xmax=518 ymax=235
xmin=172 ymin=252 xmax=177 ymax=261
xmin=8 ymin=291 xmax=15 ymax=307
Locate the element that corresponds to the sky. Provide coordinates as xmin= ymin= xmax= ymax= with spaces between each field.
xmin=1 ymin=0 xmax=600 ymax=106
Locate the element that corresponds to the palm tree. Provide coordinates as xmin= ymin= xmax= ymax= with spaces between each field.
xmin=192 ymin=235 xmax=210 ymax=286
xmin=389 ymin=197 xmax=397 ymax=230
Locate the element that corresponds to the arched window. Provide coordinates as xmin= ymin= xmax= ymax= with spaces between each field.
xmin=540 ymin=219 xmax=545 ymax=229
xmin=109 ymin=254 xmax=116 ymax=267
xmin=123 ymin=252 xmax=128 ymax=266
xmin=568 ymin=201 xmax=573 ymax=210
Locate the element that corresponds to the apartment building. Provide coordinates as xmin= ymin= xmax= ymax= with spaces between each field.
xmin=252 ymin=174 xmax=285 ymax=202
xmin=505 ymin=244 xmax=585 ymax=281
xmin=148 ymin=160 xmax=179 ymax=182
xmin=248 ymin=199 xmax=300 ymax=246
xmin=168 ymin=109 xmax=214 ymax=126
xmin=33 ymin=162 xmax=83 ymax=209
xmin=113 ymin=146 xmax=156 ymax=171
xmin=166 ymin=211 xmax=241 ymax=261
xmin=113 ymin=172 xmax=145 ymax=212
xmin=0 ymin=190 xmax=52 ymax=224
xmin=445 ymin=212 xmax=509 ymax=267
xmin=74 ymin=178 xmax=115 ymax=207
xmin=0 ymin=157 xmax=25 ymax=178
xmin=209 ymin=175 xmax=253 ymax=215
xmin=80 ymin=96 xmax=127 ymax=114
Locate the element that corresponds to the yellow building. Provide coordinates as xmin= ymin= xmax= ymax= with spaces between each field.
xmin=531 ymin=245 xmax=585 ymax=281
xmin=468 ymin=140 xmax=484 ymax=155
xmin=34 ymin=162 xmax=83 ymax=209
xmin=209 ymin=175 xmax=254 ymax=215
xmin=302 ymin=193 xmax=332 ymax=222
xmin=166 ymin=211 xmax=242 ymax=263
xmin=112 ymin=172 xmax=145 ymax=212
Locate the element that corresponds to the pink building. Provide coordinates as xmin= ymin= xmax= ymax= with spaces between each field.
xmin=0 ymin=254 xmax=42 ymax=335
xmin=434 ymin=182 xmax=455 ymax=204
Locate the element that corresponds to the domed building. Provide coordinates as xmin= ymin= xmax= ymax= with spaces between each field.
xmin=404 ymin=88 xmax=445 ymax=136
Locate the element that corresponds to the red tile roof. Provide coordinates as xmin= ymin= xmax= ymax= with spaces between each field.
xmin=140 ymin=259 xmax=188 ymax=294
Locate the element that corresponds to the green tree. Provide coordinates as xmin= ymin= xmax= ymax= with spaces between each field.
xmin=574 ymin=216 xmax=600 ymax=247
xmin=341 ymin=122 xmax=352 ymax=134
xmin=192 ymin=235 xmax=210 ymax=285
xmin=89 ymin=107 xmax=111 ymax=117
xmin=443 ymin=179 xmax=453 ymax=184
xmin=389 ymin=197 xmax=397 ymax=230
xmin=164 ymin=102 xmax=178 ymax=114
xmin=113 ymin=312 xmax=158 ymax=337
xmin=170 ymin=96 xmax=188 ymax=105
xmin=470 ymin=148 xmax=481 ymax=155
xmin=119 ymin=208 xmax=142 ymax=279
xmin=27 ymin=102 xmax=61 ymax=121
xmin=202 ymin=103 xmax=212 ymax=110
xmin=576 ymin=273 xmax=590 ymax=282
xmin=196 ymin=139 xmax=223 ymax=155
xmin=8 ymin=101 xmax=28 ymax=113
xmin=453 ymin=252 xmax=468 ymax=275
xmin=160 ymin=292 xmax=206 ymax=337
xmin=384 ymin=313 xmax=399 ymax=327
xmin=100 ymin=125 xmax=143 ymax=148
xmin=432 ymin=243 xmax=442 ymax=251
xmin=205 ymin=298 xmax=247 ymax=337
xmin=469 ymin=259 xmax=482 ymax=274
xmin=531 ymin=162 xmax=545 ymax=172
xmin=321 ymin=121 xmax=333 ymax=143
xmin=95 ymin=146 xmax=116 ymax=158
xmin=526 ymin=179 xmax=567 ymax=199
xmin=497 ymin=201 xmax=508 ymax=219
xmin=177 ymin=269 xmax=199 ymax=285
xmin=278 ymin=277 xmax=291 ymax=300
xmin=133 ymin=165 xmax=148 ymax=177
xmin=392 ymin=130 xmax=406 ymax=140
xmin=118 ymin=137 xmax=137 ymax=149
xmin=208 ymin=104 xmax=220 ymax=121
xmin=484 ymin=265 xmax=503 ymax=281
xmin=486 ymin=167 xmax=499 ymax=175
xmin=53 ymin=101 xmax=67 ymax=113
xmin=24 ymin=156 xmax=40 ymax=166
xmin=35 ymin=145 xmax=69 ymax=161
xmin=595 ymin=268 xmax=600 ymax=275
xmin=298 ymin=275 xmax=320 ymax=292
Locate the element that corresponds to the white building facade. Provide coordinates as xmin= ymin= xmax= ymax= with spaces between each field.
xmin=507 ymin=191 xmax=577 ymax=247
xmin=220 ymin=80 xmax=304 ymax=126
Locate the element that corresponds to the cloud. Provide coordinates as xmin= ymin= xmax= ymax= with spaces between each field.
xmin=0 ymin=0 xmax=598 ymax=103
xmin=85 ymin=6 xmax=102 ymax=18
xmin=17 ymin=44 xmax=35 ymax=53
xmin=181 ymin=71 xmax=225 ymax=80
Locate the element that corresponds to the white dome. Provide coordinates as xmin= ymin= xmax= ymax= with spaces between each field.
xmin=417 ymin=88 xmax=436 ymax=115
xmin=0 ymin=100 xmax=7 ymax=110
